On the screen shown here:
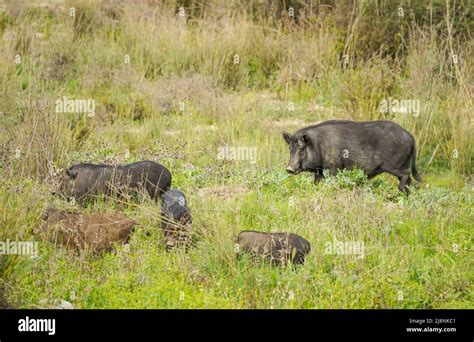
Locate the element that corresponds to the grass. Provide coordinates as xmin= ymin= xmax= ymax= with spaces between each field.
xmin=1 ymin=169 xmax=472 ymax=308
xmin=0 ymin=1 xmax=472 ymax=309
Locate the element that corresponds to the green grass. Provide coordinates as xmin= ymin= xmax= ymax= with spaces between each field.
xmin=1 ymin=167 xmax=472 ymax=309
xmin=0 ymin=1 xmax=472 ymax=309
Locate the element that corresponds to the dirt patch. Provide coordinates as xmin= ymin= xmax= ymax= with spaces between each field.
xmin=197 ymin=186 xmax=247 ymax=199
xmin=163 ymin=129 xmax=181 ymax=136
xmin=140 ymin=74 xmax=219 ymax=114
xmin=163 ymin=125 xmax=216 ymax=136
xmin=271 ymin=118 xmax=321 ymax=129
xmin=272 ymin=118 xmax=307 ymax=128
xmin=194 ymin=125 xmax=216 ymax=132
xmin=255 ymin=93 xmax=287 ymax=111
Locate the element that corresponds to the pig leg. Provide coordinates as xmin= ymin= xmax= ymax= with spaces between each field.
xmin=384 ymin=166 xmax=411 ymax=195
xmin=397 ymin=174 xmax=411 ymax=195
xmin=314 ymin=170 xmax=323 ymax=184
xmin=367 ymin=167 xmax=383 ymax=179
xmin=405 ymin=176 xmax=412 ymax=187
xmin=396 ymin=155 xmax=414 ymax=195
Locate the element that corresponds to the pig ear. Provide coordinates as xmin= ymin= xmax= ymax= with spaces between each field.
xmin=282 ymin=132 xmax=292 ymax=145
xmin=66 ymin=169 xmax=78 ymax=179
xmin=299 ymin=134 xmax=310 ymax=146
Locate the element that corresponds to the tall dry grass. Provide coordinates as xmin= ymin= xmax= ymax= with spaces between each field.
xmin=0 ymin=0 xmax=471 ymax=179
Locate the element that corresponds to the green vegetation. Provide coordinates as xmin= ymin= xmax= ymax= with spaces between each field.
xmin=0 ymin=0 xmax=472 ymax=309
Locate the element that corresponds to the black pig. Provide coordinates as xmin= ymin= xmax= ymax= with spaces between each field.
xmin=161 ymin=189 xmax=192 ymax=250
xmin=56 ymin=160 xmax=171 ymax=203
xmin=283 ymin=120 xmax=421 ymax=194
xmin=236 ymin=231 xmax=311 ymax=265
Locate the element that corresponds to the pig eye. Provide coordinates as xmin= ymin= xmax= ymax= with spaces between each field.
xmin=298 ymin=147 xmax=307 ymax=158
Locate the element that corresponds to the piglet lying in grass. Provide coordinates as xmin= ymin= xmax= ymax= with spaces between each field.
xmin=236 ymin=231 xmax=311 ymax=266
xmin=36 ymin=207 xmax=135 ymax=253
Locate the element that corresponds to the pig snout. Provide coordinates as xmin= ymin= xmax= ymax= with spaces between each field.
xmin=165 ymin=238 xmax=177 ymax=251
xmin=286 ymin=163 xmax=301 ymax=175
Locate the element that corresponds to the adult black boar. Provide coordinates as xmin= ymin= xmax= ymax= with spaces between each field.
xmin=283 ymin=120 xmax=421 ymax=194
xmin=56 ymin=160 xmax=171 ymax=203
xmin=236 ymin=231 xmax=311 ymax=265
xmin=161 ymin=189 xmax=192 ymax=250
